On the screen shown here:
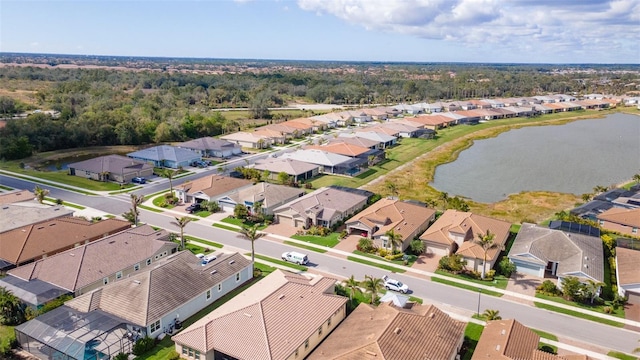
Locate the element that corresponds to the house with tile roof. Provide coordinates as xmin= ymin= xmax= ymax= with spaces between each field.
xmin=280 ymin=149 xmax=364 ymax=175
xmin=174 ymin=175 xmax=254 ymax=209
xmin=0 ymin=203 xmax=74 ymax=234
xmin=68 ymin=154 xmax=154 ymax=183
xmin=217 ymin=182 xmax=305 ymax=215
xmin=339 ymin=132 xmax=397 ymax=149
xmin=361 ymin=107 xmax=389 ymax=120
xmin=507 ymin=223 xmax=604 ymax=284
xmin=253 ymin=127 xmax=287 ymax=144
xmin=419 ymin=210 xmax=511 ymax=273
xmin=327 ymin=136 xmax=379 ymax=150
xmin=596 ymin=207 xmax=640 ymax=236
xmin=0 ymin=189 xmax=35 ymax=205
xmin=14 ymin=251 xmax=252 ymax=360
xmin=346 ymin=198 xmax=436 ymax=251
xmin=412 ymin=114 xmax=457 ymax=130
xmin=177 ymin=137 xmax=242 ymax=158
xmin=252 ymin=158 xmax=320 ymax=183
xmin=220 ymin=131 xmax=273 ymax=149
xmin=1 ymin=225 xmax=178 ymax=306
xmin=308 ymin=302 xmax=465 ymax=360
xmin=472 ymin=319 xmax=588 ymax=360
xmin=172 ymin=269 xmax=347 ymax=360
xmin=0 ymin=217 xmax=130 ymax=271
xmin=615 ymin=247 xmax=640 ymax=305
xmin=273 ymin=187 xmax=368 ymax=229
xmin=127 ymin=145 xmax=201 ymax=169
xmin=305 ymin=142 xmax=384 ymax=165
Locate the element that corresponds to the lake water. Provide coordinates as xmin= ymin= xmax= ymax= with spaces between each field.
xmin=430 ymin=113 xmax=640 ymax=203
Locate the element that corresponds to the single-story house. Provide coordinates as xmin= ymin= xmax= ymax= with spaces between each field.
xmin=308 ymin=114 xmax=338 ymax=128
xmin=253 ymin=127 xmax=287 ymax=144
xmin=345 ymin=198 xmax=436 ymax=251
xmin=15 ymin=251 xmax=252 ymax=360
xmin=0 ymin=203 xmax=74 ymax=234
xmin=262 ymin=123 xmax=300 ymax=139
xmin=472 ymin=319 xmax=579 ymax=360
xmin=392 ymin=103 xmax=423 ymax=115
xmin=220 ymin=131 xmax=273 ymax=149
xmin=596 ymin=208 xmax=640 ymax=236
xmin=361 ymin=107 xmax=388 ymax=120
xmin=2 ymin=225 xmax=178 ymax=307
xmin=377 ymin=122 xmax=421 ymax=138
xmin=252 ymin=158 xmax=320 ymax=183
xmin=308 ymin=302 xmax=465 ymax=360
xmin=127 ymin=145 xmax=201 ymax=169
xmin=177 ymin=137 xmax=242 ymax=158
xmin=218 ymin=182 xmax=305 ymax=215
xmin=68 ymin=155 xmax=154 ymax=183
xmin=615 ymin=247 xmax=640 ymax=305
xmin=339 ymin=132 xmax=397 ymax=149
xmin=412 ymin=114 xmax=457 ymax=130
xmin=175 ymin=175 xmax=254 ymax=210
xmin=280 ymin=149 xmax=364 ymax=176
xmin=508 ymin=223 xmax=604 ymax=285
xmin=0 ymin=189 xmax=35 ymax=205
xmin=570 ymin=200 xmax=615 ymax=221
xmin=172 ymin=270 xmax=347 ymax=360
xmin=273 ymin=187 xmax=368 ymax=229
xmin=419 ymin=210 xmax=511 ymax=273
xmin=305 ymin=142 xmax=384 ymax=165
xmin=328 ymin=136 xmax=379 ymax=150
xmin=0 ymin=217 xmax=130 ymax=271
xmin=283 ymin=118 xmax=317 ymax=133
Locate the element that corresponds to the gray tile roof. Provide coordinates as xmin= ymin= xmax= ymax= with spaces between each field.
xmin=178 ymin=137 xmax=240 ymax=151
xmin=0 ymin=203 xmax=74 ymax=233
xmin=227 ymin=183 xmax=304 ymax=209
xmin=253 ymin=158 xmax=320 ymax=176
xmin=68 ymin=155 xmax=153 ymax=174
xmin=281 ymin=149 xmax=353 ymax=167
xmin=127 ymin=145 xmax=200 ymax=163
xmin=508 ymin=223 xmax=604 ymax=282
xmin=273 ymin=187 xmax=368 ymax=223
xmin=66 ymin=252 xmax=251 ymax=327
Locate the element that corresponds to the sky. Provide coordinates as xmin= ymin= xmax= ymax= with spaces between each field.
xmin=1 ymin=0 xmax=639 ymax=64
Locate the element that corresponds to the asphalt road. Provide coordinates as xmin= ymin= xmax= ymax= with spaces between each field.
xmin=1 ymin=173 xmax=639 ymax=354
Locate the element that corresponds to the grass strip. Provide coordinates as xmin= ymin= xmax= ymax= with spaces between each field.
xmin=108 ymin=186 xmax=142 ymax=195
xmin=291 ymin=233 xmax=341 ymax=247
xmin=283 ymin=240 xmax=328 ymax=253
xmin=0 ymin=185 xmax=14 ymax=190
xmin=533 ymin=302 xmax=624 ymax=327
xmin=346 ymin=256 xmax=406 ymax=273
xmin=531 ymin=329 xmax=558 ymax=341
xmin=173 ymin=171 xmax=194 ymax=179
xmin=185 ymin=236 xmax=223 ymax=248
xmin=461 ymin=322 xmax=484 ymax=360
xmin=607 ymin=351 xmax=638 ymax=360
xmin=139 ymin=204 xmax=164 ymax=213
xmin=432 ymin=277 xmax=503 ymax=297
xmin=252 ymin=253 xmax=308 ymax=271
xmin=535 ymin=293 xmax=625 ymax=318
xmin=353 ymin=250 xmax=418 ymax=267
xmin=2 ymin=172 xmax=97 ymax=195
xmin=213 ymin=223 xmax=240 ymax=232
xmin=45 ymin=197 xmax=86 ymax=209
xmin=435 ymin=269 xmax=509 ymax=290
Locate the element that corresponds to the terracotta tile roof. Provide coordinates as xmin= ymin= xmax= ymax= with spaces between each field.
xmin=306 ymin=142 xmax=371 ymax=157
xmin=281 ymin=119 xmax=313 ymax=130
xmin=328 ymin=137 xmax=379 ymax=149
xmin=8 ymin=225 xmax=176 ymax=292
xmin=420 ymin=210 xmax=511 ymax=261
xmin=472 ymin=319 xmax=539 ymax=360
xmin=616 ymin=247 xmax=640 ymax=286
xmin=412 ymin=114 xmax=456 ymax=126
xmin=0 ymin=203 xmax=74 ymax=233
xmin=176 ymin=175 xmax=253 ymax=198
xmin=308 ymin=302 xmax=464 ymax=360
xmin=220 ymin=131 xmax=271 ymax=143
xmin=172 ymin=270 xmax=346 ymax=359
xmin=66 ymin=252 xmax=251 ymax=327
xmin=254 ymin=127 xmax=287 ymax=139
xmin=0 ymin=217 xmax=130 ymax=266
xmin=597 ymin=208 xmax=640 ymax=228
xmin=0 ymin=189 xmax=35 ymax=205
xmin=346 ymin=198 xmax=435 ymax=241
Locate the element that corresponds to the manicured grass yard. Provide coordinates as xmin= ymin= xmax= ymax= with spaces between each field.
xmin=0 ymin=325 xmax=15 ymax=355
xmin=212 ymin=223 xmax=240 ymax=232
xmin=531 ymin=328 xmax=558 ymax=341
xmin=431 ymin=277 xmax=503 ymax=297
xmin=291 ymin=233 xmax=341 ymax=247
xmin=607 ymin=351 xmax=638 ymax=360
xmin=283 ymin=240 xmax=328 ymax=253
xmin=346 ymin=256 xmax=406 ymax=273
xmin=185 ymin=236 xmax=223 ymax=248
xmin=152 ymin=193 xmax=176 ymax=209
xmin=139 ymin=204 xmax=164 ymax=213
xmin=352 ymin=250 xmax=418 ymax=267
xmin=435 ymin=270 xmax=509 ymax=290
xmin=461 ymin=323 xmax=484 ymax=360
xmin=533 ymin=301 xmax=624 ymax=327
xmin=221 ymin=217 xmax=268 ymax=230
xmin=535 ymin=293 xmax=625 ymax=318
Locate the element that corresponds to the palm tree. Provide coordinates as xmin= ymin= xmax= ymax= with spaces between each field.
xmin=439 ymin=191 xmax=449 ymax=211
xmin=363 ymin=275 xmax=384 ymax=304
xmin=238 ymin=225 xmax=266 ymax=263
xmin=251 ymin=201 xmax=264 ymax=218
xmin=585 ymin=279 xmax=605 ymax=304
xmin=581 ymin=193 xmax=592 ymax=202
xmin=593 ymin=185 xmax=608 ymax=194
xmin=344 ymin=275 xmax=361 ymax=302
xmin=385 ymin=181 xmax=398 ymax=198
xmin=171 ymin=216 xmax=192 ymax=251
xmin=634 ymin=173 xmax=640 ymax=185
xmin=130 ymin=194 xmax=144 ymax=226
xmin=34 ymin=185 xmax=50 ymax=204
xmin=385 ymin=229 xmax=403 ymax=254
xmin=482 ymin=309 xmax=502 ymax=321
xmin=474 ymin=230 xmax=504 ymax=280
xmin=0 ymin=287 xmax=24 ymax=325
xmin=158 ymin=168 xmax=177 ymax=196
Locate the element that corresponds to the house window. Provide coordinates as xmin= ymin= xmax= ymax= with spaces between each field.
xmin=146 ymin=259 xmax=152 ymax=265
xmin=182 ymin=347 xmax=188 ymax=355
xmin=305 ymin=340 xmax=309 ymax=349
xmin=103 ymin=277 xmax=109 ymax=285
xmin=318 ymin=326 xmax=322 ymax=336
xmin=206 ymin=290 xmax=211 ymax=300
xmin=633 ymin=227 xmax=638 ymax=234
xmin=195 ymin=351 xmax=200 ymax=360
xmin=382 ymin=238 xmax=388 ymax=248
xmin=134 ymin=263 xmax=140 ymax=271
xmin=295 ymin=349 xmax=299 ymax=358
xmin=236 ymin=272 xmax=240 ymax=282
xmin=188 ymin=348 xmax=194 ymax=357
xmin=218 ymin=284 xmax=222 ymax=292
xmin=599 ymin=220 xmax=604 ymax=226
xmin=150 ymin=320 xmax=161 ymax=333
xmin=116 ymin=271 xmax=123 ymax=280
xmin=327 ymin=317 xmax=331 ymax=327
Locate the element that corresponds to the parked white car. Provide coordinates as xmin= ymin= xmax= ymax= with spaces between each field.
xmin=382 ymin=275 xmax=409 ymax=294
xmin=281 ymin=251 xmax=309 ymax=265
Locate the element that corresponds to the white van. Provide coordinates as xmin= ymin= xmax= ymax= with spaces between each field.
xmin=201 ymin=254 xmax=217 ymax=266
xmin=281 ymin=251 xmax=309 ymax=265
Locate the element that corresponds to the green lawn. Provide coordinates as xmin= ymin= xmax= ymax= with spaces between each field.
xmin=185 ymin=236 xmax=223 ymax=248
xmin=220 ymin=217 xmax=268 ymax=230
xmin=533 ymin=302 xmax=624 ymax=327
xmin=194 ymin=210 xmax=212 ymax=217
xmin=283 ymin=240 xmax=328 ymax=253
xmin=0 ymin=184 xmax=14 ymax=190
xmin=535 ymin=293 xmax=625 ymax=318
xmin=607 ymin=351 xmax=638 ymax=360
xmin=291 ymin=233 xmax=341 ymax=247
xmin=352 ymin=250 xmax=418 ymax=267
xmin=44 ymin=197 xmax=86 ymax=209
xmin=461 ymin=323 xmax=484 ymax=360
xmin=531 ymin=329 xmax=558 ymax=341
xmin=253 ymin=254 xmax=308 ymax=271
xmin=435 ymin=270 xmax=509 ymax=290
xmin=152 ymin=193 xmax=176 ymax=209
xmin=0 ymin=325 xmax=15 ymax=355
xmin=0 ymin=163 xmax=134 ymax=191
xmin=431 ymin=277 xmax=503 ymax=297
xmin=212 ymin=223 xmax=240 ymax=232
xmin=346 ymin=256 xmax=406 ymax=273
xmin=139 ymin=204 xmax=164 ymax=213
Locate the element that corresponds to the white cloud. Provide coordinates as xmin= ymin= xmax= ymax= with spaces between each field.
xmin=30 ymin=42 xmax=40 ymax=47
xmin=296 ymin=0 xmax=640 ymax=62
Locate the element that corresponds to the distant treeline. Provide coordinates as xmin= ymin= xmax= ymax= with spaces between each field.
xmin=0 ymin=62 xmax=637 ymax=160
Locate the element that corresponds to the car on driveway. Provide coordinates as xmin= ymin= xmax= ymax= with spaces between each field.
xmin=131 ymin=177 xmax=146 ymax=184
xmin=382 ymin=275 xmax=409 ymax=293
xmin=185 ymin=203 xmax=201 ymax=213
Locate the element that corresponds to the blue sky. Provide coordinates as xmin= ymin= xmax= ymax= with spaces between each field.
xmin=1 ymin=0 xmax=638 ymax=64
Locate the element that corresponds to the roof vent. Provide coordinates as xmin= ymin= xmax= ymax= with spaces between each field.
xmin=393 ymin=327 xmax=401 ymax=334
xmin=366 ymin=351 xmax=377 ymax=356
xmin=210 ymin=270 xmax=217 ymax=275
xmin=69 ymin=253 xmax=75 ymax=257
xmin=428 ymin=313 xmax=434 ymax=318
xmin=133 ymin=280 xmax=141 ymax=285
xmin=243 ymin=313 xmax=252 ymax=318
xmin=109 ymin=241 xmax=116 ymax=244
xmin=495 ymin=345 xmax=501 ymax=351
xmin=278 ymin=294 xmax=285 ymax=300
xmin=501 ymin=329 xmax=506 ymax=335
xmin=49 ymin=223 xmax=56 ymax=227
xmin=229 ymin=260 xmax=235 ymax=265
xmin=37 ymin=227 xmax=44 ymax=230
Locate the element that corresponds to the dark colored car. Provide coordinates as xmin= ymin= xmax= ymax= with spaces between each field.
xmin=131 ymin=177 xmax=146 ymax=184
xmin=186 ymin=203 xmax=201 ymax=213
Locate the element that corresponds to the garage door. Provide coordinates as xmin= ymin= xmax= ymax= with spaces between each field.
xmin=513 ymin=260 xmax=543 ymax=277
xmin=626 ymin=291 xmax=640 ymax=305
xmin=426 ymin=244 xmax=449 ymax=257
xmin=219 ymin=201 xmax=237 ymax=213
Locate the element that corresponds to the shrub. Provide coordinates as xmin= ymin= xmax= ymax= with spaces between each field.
xmin=384 ymin=253 xmax=405 ymax=261
xmin=357 ymin=237 xmax=375 ymax=253
xmin=497 ymin=258 xmax=516 ymax=277
xmin=408 ymin=239 xmax=425 ymax=255
xmin=603 ymin=306 xmax=613 ymax=314
xmin=438 ymin=254 xmax=467 ymax=273
xmin=378 ymin=248 xmax=388 ymax=257
xmin=114 ymin=353 xmax=129 ymax=360
xmin=538 ymin=345 xmax=556 ymax=354
xmin=485 ymin=269 xmax=496 ymax=280
xmin=339 ymin=230 xmax=348 ymax=239
xmin=132 ymin=337 xmax=156 ymax=356
xmin=168 ymin=350 xmax=181 ymax=360
xmin=55 ymin=198 xmax=64 ymax=205
xmin=40 ymin=294 xmax=73 ymax=314
xmin=537 ymin=280 xmax=561 ymax=296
